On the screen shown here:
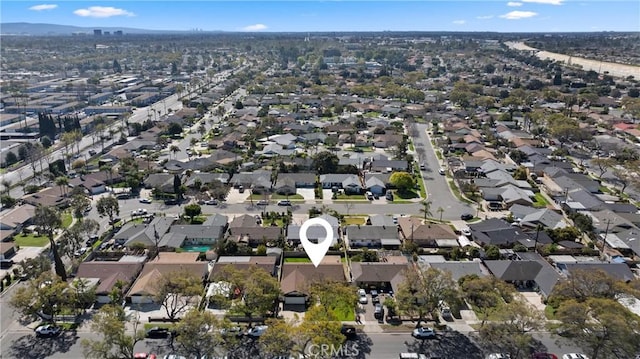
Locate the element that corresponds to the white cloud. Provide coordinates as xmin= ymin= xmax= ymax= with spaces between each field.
xmin=74 ymin=6 xmax=134 ymax=18
xmin=507 ymin=2 xmax=523 ymax=6
xmin=477 ymin=15 xmax=494 ymax=20
xmin=500 ymin=10 xmax=538 ymax=19
xmin=522 ymin=0 xmax=564 ymax=5
xmin=242 ymin=24 xmax=268 ymax=31
xmin=29 ymin=4 xmax=58 ymax=11
xmin=452 ymin=20 xmax=466 ymax=25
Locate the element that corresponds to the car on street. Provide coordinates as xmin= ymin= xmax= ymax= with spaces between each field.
xmin=73 ymin=247 xmax=88 ymax=257
xmin=411 ymin=326 xmax=436 ymax=339
xmin=438 ymin=168 xmax=446 ymax=175
xmin=246 ymin=325 xmax=268 ymax=338
xmin=204 ymin=199 xmax=218 ymax=205
xmin=420 ymin=163 xmax=426 ymax=170
xmin=257 ymin=200 xmax=269 ymax=206
xmin=0 ymin=259 xmax=14 ymax=269
xmin=460 ymin=213 xmax=473 ymax=221
xmin=277 ymin=200 xmax=291 ymax=206
xmin=35 ymin=324 xmax=62 ymax=337
xmin=139 ymin=198 xmax=152 ymax=204
xmin=531 ymin=354 xmax=558 ymax=359
xmin=88 ymin=149 xmax=97 ymax=156
xmin=145 ymin=327 xmax=171 ymax=339
xmin=134 ymin=354 xmax=157 ymax=359
xmin=562 ymin=355 xmax=589 ymax=359
xmin=461 ymin=228 xmax=471 ymax=236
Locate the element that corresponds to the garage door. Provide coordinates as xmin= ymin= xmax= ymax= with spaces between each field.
xmin=284 ymin=296 xmax=306 ymax=305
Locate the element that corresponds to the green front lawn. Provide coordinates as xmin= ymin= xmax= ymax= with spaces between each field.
xmin=143 ymin=323 xmax=175 ymax=331
xmin=335 ymin=193 xmax=367 ymax=200
xmin=62 ymin=212 xmax=73 ymax=228
xmin=532 ymin=192 xmax=550 ymax=208
xmin=329 ymin=301 xmax=356 ymax=321
xmin=263 ymin=218 xmax=285 ymax=227
xmin=14 ymin=233 xmax=49 ymax=247
xmin=395 ymin=190 xmax=419 ymax=200
xmin=284 ymin=257 xmax=312 ymax=263
xmin=343 ymin=217 xmax=366 ymax=225
xmin=271 ymin=193 xmax=304 ymax=200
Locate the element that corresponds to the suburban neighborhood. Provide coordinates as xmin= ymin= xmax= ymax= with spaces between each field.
xmin=0 ymin=27 xmax=639 ymax=359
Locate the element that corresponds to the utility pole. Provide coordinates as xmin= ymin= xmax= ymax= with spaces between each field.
xmin=601 ymin=218 xmax=611 ymax=261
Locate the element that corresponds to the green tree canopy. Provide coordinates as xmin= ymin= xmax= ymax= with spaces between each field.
xmin=389 ymin=171 xmax=415 ymax=194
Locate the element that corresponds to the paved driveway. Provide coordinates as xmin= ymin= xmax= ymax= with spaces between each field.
xmin=296 ymin=188 xmax=315 ymax=203
xmin=225 ymin=188 xmax=250 ymax=204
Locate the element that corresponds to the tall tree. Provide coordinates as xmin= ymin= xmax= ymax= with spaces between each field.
xmin=34 ymin=206 xmax=66 ymax=280
xmin=10 ymin=272 xmax=70 ymax=323
xmin=81 ymin=304 xmax=144 ymax=359
xmin=213 ymin=265 xmax=281 ymax=327
xmin=153 ymin=270 xmax=203 ymax=321
xmin=420 ymin=200 xmax=432 ymax=220
xmin=70 ymin=193 xmax=91 ymax=220
xmin=389 ymin=171 xmax=415 ymax=194
xmin=96 ymin=195 xmax=120 ymax=227
xmin=312 ymin=151 xmax=339 ymax=174
xmin=396 ymin=267 xmax=460 ymax=326
xmin=184 ymin=203 xmax=202 ymax=223
xmin=172 ymin=309 xmax=229 ymax=358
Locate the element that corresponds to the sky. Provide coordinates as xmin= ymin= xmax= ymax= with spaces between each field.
xmin=2 ymin=0 xmax=639 ymax=33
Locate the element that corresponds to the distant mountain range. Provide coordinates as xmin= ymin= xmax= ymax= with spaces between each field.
xmin=0 ymin=22 xmax=221 ymax=35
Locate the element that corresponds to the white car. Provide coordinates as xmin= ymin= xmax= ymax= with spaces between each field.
xmin=35 ymin=324 xmax=62 ymax=337
xmin=246 ymin=325 xmax=268 ymax=338
xmin=486 ymin=354 xmax=510 ymax=359
xmin=139 ymin=198 xmax=152 ymax=204
xmin=562 ymin=355 xmax=589 ymax=359
xmin=357 ymin=289 xmax=368 ymax=304
xmin=411 ymin=326 xmax=436 ymax=339
xmin=461 ymin=228 xmax=471 ymax=236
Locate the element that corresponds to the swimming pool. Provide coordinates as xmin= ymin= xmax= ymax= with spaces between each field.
xmin=181 ymin=245 xmax=213 ymax=252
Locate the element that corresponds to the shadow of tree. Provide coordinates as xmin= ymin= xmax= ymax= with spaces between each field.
xmin=8 ymin=331 xmax=79 ymax=358
xmin=405 ymin=331 xmax=484 ymax=359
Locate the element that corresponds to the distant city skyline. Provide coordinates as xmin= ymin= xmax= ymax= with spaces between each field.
xmin=2 ymin=1 xmax=639 ymax=33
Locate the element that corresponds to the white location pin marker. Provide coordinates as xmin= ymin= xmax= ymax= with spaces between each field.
xmin=299 ymin=217 xmax=334 ymax=267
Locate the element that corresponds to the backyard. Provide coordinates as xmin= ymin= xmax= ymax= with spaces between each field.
xmin=13 ymin=233 xmax=49 ymax=247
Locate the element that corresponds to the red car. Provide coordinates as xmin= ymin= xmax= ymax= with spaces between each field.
xmin=134 ymin=354 xmax=157 ymax=359
xmin=532 ymin=354 xmax=558 ymax=359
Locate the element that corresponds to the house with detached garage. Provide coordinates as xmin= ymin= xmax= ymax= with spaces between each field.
xmin=280 ymin=256 xmax=346 ymax=306
xmin=126 ymin=252 xmax=207 ymax=304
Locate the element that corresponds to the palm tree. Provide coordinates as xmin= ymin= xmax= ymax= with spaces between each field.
xmin=437 ymin=207 xmax=445 ymax=222
xmin=169 ymin=145 xmax=181 ymax=159
xmin=420 ymin=200 xmax=432 ymax=220
xmin=55 ymin=176 xmax=69 ymax=197
xmin=1 ymin=179 xmax=12 ymax=196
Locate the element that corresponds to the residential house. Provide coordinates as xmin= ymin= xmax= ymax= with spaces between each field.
xmin=230 ymin=172 xmax=273 ymax=193
xmin=350 ymin=256 xmax=409 ymax=292
xmin=469 ymin=218 xmax=531 ymax=247
xmin=184 ymin=173 xmax=231 ymax=187
xmin=228 ymin=226 xmax=282 ymax=247
xmin=229 ymin=214 xmax=261 ymax=228
xmin=115 ymin=217 xmax=175 ymax=249
xmin=287 ymin=214 xmax=340 ymax=247
xmin=127 ymin=252 xmax=206 ymax=304
xmin=319 ymin=174 xmax=362 ymax=194
xmin=420 ymin=259 xmax=489 ymax=281
xmin=208 ymin=256 xmax=278 ymax=282
xmin=280 ymin=256 xmax=346 ymax=305
xmin=69 ymin=175 xmax=106 ymax=195
xmin=369 ymin=159 xmax=408 ymax=172
xmin=556 ymin=262 xmax=635 ymax=282
xmin=509 ymin=204 xmax=567 ymax=230
xmin=346 ymin=225 xmax=400 ymax=249
xmin=364 ymin=176 xmax=386 ymax=196
xmin=484 ymin=252 xmax=561 ymax=298
xmin=76 ymin=261 xmax=144 ymax=303
xmin=169 ymin=225 xmax=226 ymax=245
xmin=398 ymin=217 xmax=458 ymax=248
xmin=0 ymin=204 xmax=36 ymax=234
xmin=22 ymin=186 xmax=69 ymax=208
xmin=0 ymin=242 xmax=16 ymax=260
xmin=144 ymin=173 xmax=177 ymax=192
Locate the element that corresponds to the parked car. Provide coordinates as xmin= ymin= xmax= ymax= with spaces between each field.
xmin=411 ymin=326 xmax=436 ymax=339
xmin=374 ymin=303 xmax=384 ymax=320
xmin=461 ymin=228 xmax=471 ymax=236
xmin=162 ymin=355 xmax=186 ymax=359
xmin=164 ymin=199 xmax=178 ymax=205
xmin=371 ymin=289 xmax=379 ymax=303
xmin=340 ymin=324 xmax=357 ymax=340
xmin=88 ymin=149 xmax=97 ymax=156
xmin=420 ymin=163 xmax=426 ymax=170
xmin=460 ymin=213 xmax=473 ymax=220
xmin=246 ymin=325 xmax=268 ymax=338
xmin=277 ymin=200 xmax=291 ymax=206
xmin=0 ymin=259 xmax=14 ymax=269
xmin=134 ymin=354 xmax=157 ymax=359
xmin=366 ymin=191 xmax=374 ymax=200
xmin=438 ymin=168 xmax=446 ymax=175
xmin=35 ymin=324 xmax=62 ymax=337
xmin=204 ymin=199 xmax=218 ymax=205
xmin=257 ymin=200 xmax=269 ymax=206
xmin=139 ymin=198 xmax=152 ymax=204
xmin=145 ymin=327 xmax=171 ymax=339
xmin=73 ymin=247 xmax=88 ymax=257
xmin=531 ymin=354 xmax=558 ymax=359
xmin=386 ymin=191 xmax=394 ymax=201
xmin=562 ymin=355 xmax=589 ymax=359
xmin=219 ymin=326 xmax=244 ymax=338
xmin=486 ymin=354 xmax=510 ymax=359
xmin=358 ymin=288 xmax=368 ymax=304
